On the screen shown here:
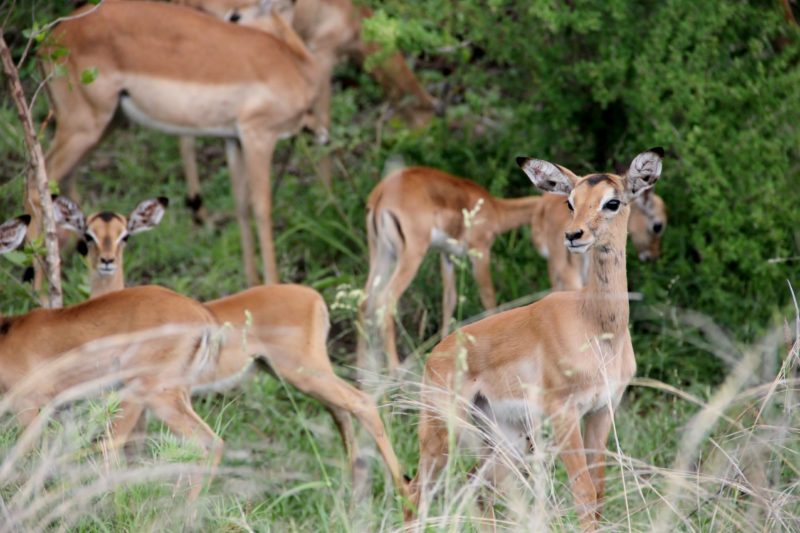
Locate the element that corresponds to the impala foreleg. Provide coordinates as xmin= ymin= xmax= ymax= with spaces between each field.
xmin=551 ymin=406 xmax=597 ymax=531
xmin=225 ymin=139 xmax=259 ymax=286
xmin=470 ymin=246 xmax=496 ymax=311
xmin=583 ymin=407 xmax=613 ymax=521
xmin=240 ymin=130 xmax=279 ymax=284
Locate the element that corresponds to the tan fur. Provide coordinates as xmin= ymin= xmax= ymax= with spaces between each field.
xmin=356 ymin=166 xmax=542 ymax=373
xmin=59 ymin=201 xmax=410 ymax=501
xmin=408 ymin=150 xmax=664 ymax=531
xmin=531 ymin=190 xmax=667 ymax=290
xmin=0 ymin=285 xmax=224 ymax=501
xmin=41 ymin=1 xmax=325 ymax=286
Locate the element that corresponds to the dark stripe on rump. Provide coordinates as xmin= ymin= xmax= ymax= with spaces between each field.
xmin=388 ymin=211 xmax=405 ymax=245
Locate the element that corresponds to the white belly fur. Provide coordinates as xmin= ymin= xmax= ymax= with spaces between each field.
xmin=118 ymin=76 xmax=276 ymax=137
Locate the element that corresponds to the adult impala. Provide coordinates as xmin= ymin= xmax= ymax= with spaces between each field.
xmin=42 ymin=0 xmax=324 ymax=285
xmin=356 ymin=166 xmax=543 ymax=375
xmin=173 ymin=0 xmax=437 ymax=221
xmin=53 ymin=196 xmax=410 ymax=499
xmin=0 ymin=216 xmax=225 ymax=500
xmin=531 ymin=189 xmax=667 ymax=290
xmin=407 ymin=149 xmax=664 ymax=531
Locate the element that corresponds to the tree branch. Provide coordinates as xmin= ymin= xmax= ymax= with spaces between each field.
xmin=0 ymin=31 xmax=62 ymax=308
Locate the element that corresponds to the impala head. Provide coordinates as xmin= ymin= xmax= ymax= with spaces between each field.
xmin=629 ymin=190 xmax=667 ymax=261
xmin=54 ymin=197 xmax=168 ymax=278
xmin=0 ymin=215 xmax=30 ymax=255
xmin=517 ymin=148 xmax=664 ymax=254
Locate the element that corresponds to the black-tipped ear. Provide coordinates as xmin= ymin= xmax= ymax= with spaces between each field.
xmin=17 ymin=214 xmax=31 ymax=226
xmin=403 ymin=474 xmax=412 ymax=483
xmin=517 ymin=156 xmax=576 ymax=195
xmin=76 ymin=239 xmax=89 ymax=256
xmin=157 ymin=196 xmax=169 ymax=208
xmin=649 ymin=146 xmax=665 ymax=158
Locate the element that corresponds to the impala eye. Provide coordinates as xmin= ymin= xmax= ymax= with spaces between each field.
xmin=84 ymin=233 xmax=96 ymax=244
xmin=603 ymin=199 xmax=621 ymax=212
xmin=566 ymin=199 xmax=574 ymax=212
xmin=121 ymin=234 xmax=130 ymax=243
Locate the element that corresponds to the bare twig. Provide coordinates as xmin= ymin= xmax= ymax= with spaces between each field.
xmin=0 ymin=31 xmax=62 ymax=307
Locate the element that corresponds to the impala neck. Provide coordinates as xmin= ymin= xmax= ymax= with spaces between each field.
xmin=492 ymin=196 xmax=542 ymax=233
xmin=90 ymin=262 xmax=125 ymax=299
xmin=580 ymin=207 xmax=630 ymax=336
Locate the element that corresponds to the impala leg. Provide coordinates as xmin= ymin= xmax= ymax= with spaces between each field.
xmin=105 ymin=400 xmax=145 ymax=452
xmin=379 ymin=242 xmax=427 ymax=371
xmin=470 ymin=245 xmax=497 ymax=312
xmin=551 ymin=407 xmax=597 ymax=532
xmin=147 ymin=389 xmax=223 ymax=501
xmin=356 ymin=216 xmax=394 ymax=381
xmin=440 ymin=253 xmax=457 ymax=339
xmin=311 ymin=58 xmax=335 ymax=190
xmin=583 ymin=407 xmax=613 ymax=521
xmin=240 ymin=130 xmax=279 ymax=284
xmin=225 ymin=139 xmax=259 ymax=286
xmin=179 ymin=136 xmax=209 ymax=226
xmin=324 ymin=405 xmax=361 ymax=485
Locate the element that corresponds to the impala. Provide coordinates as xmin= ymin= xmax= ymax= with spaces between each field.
xmin=531 ymin=189 xmax=667 ymax=290
xmin=356 ymin=166 xmax=543 ymax=375
xmin=54 ymin=197 xmax=410 ymax=499
xmin=407 ymin=149 xmax=664 ymax=530
xmin=53 ymin=196 xmax=169 ymax=298
xmin=42 ymin=0 xmax=324 ymax=286
xmin=0 ymin=217 xmax=225 ymax=500
xmin=173 ymin=0 xmax=437 ymax=222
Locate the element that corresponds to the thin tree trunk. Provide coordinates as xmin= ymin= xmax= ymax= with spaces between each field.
xmin=0 ymin=32 xmax=63 ymax=308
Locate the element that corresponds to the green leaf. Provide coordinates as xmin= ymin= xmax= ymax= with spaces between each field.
xmin=80 ymin=67 xmax=98 ymax=85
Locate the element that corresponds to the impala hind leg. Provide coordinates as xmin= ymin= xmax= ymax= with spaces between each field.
xmin=240 ymin=130 xmax=279 ymax=284
xmin=440 ymin=254 xmax=457 ymax=339
xmin=147 ymin=389 xmax=223 ymax=501
xmin=379 ymin=241 xmax=427 ymax=371
xmin=179 ymin=136 xmax=209 ymax=226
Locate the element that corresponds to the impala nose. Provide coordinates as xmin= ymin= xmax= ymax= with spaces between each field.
xmin=565 ymin=229 xmax=584 ymax=242
xmin=652 ymin=222 xmax=663 ymax=234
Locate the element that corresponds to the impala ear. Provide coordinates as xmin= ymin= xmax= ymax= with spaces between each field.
xmin=52 ymin=196 xmax=86 ymax=234
xmin=128 ymin=197 xmax=168 ymax=235
xmin=625 ymin=147 xmax=664 ymax=200
xmin=0 ymin=215 xmax=30 ymax=254
xmin=516 ymin=157 xmax=577 ymax=195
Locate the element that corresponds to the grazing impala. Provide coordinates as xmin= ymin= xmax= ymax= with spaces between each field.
xmin=54 ymin=198 xmax=410 ymax=499
xmin=0 ymin=216 xmax=225 ymax=500
xmin=356 ymin=166 xmax=543 ymax=375
xmin=42 ymin=0 xmax=325 ymax=286
xmin=407 ymin=149 xmax=664 ymax=531
xmin=531 ymin=190 xmax=667 ymax=290
xmin=173 ymin=0 xmax=437 ymax=221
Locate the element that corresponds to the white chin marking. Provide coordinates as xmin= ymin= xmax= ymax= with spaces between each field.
xmin=566 ymin=242 xmax=591 ymax=254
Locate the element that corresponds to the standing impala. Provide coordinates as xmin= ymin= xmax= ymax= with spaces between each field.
xmin=42 ymin=0 xmax=324 ymax=286
xmin=0 ymin=216 xmax=225 ymax=500
xmin=173 ymin=0 xmax=437 ymax=221
xmin=531 ymin=189 xmax=667 ymax=290
xmin=407 ymin=149 xmax=664 ymax=531
xmin=54 ymin=197 xmax=410 ymax=500
xmin=356 ymin=166 xmax=543 ymax=375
